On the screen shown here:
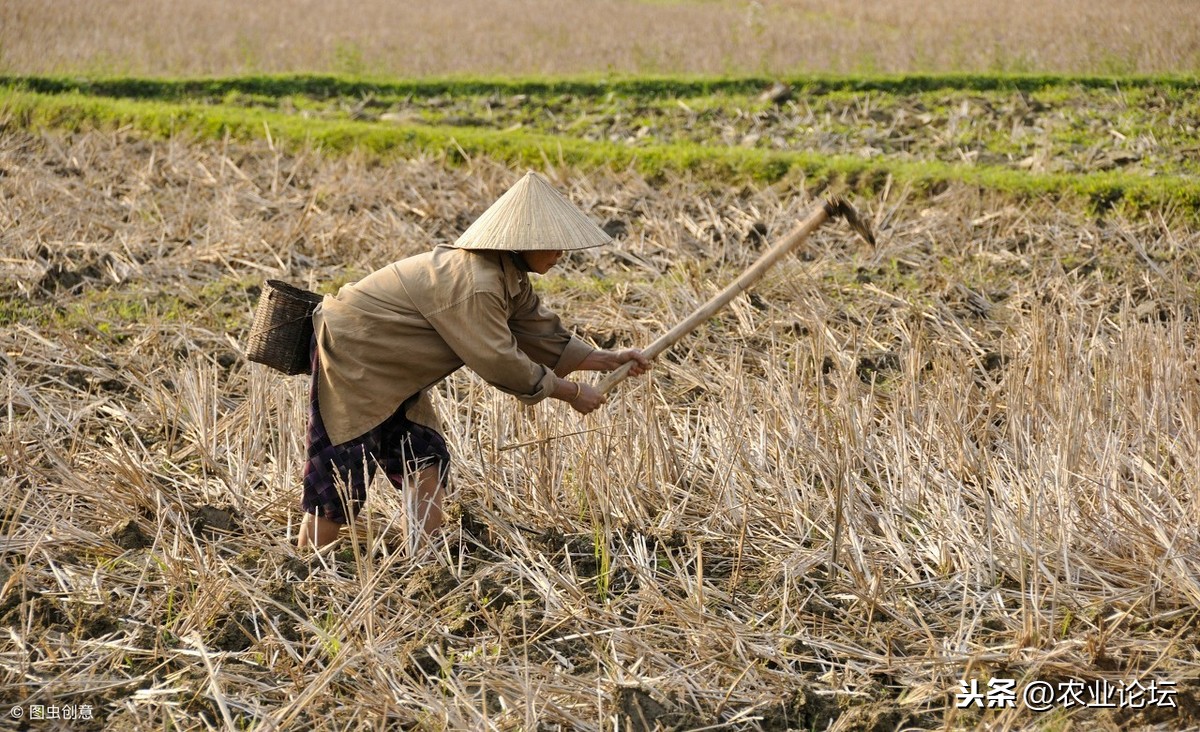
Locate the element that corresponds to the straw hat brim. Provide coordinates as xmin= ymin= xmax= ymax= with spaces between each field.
xmin=451 ymin=171 xmax=613 ymax=251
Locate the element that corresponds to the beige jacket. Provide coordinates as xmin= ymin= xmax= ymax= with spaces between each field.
xmin=312 ymin=246 xmax=594 ymax=445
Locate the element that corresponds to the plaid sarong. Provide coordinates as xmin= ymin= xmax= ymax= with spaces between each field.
xmin=301 ymin=338 xmax=450 ymax=524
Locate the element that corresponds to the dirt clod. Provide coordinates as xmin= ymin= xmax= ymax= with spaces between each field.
xmin=210 ymin=611 xmax=255 ymax=651
xmin=615 ymin=686 xmax=676 ymax=732
xmin=3 ymin=595 xmax=67 ymax=631
xmin=405 ymin=564 xmax=460 ymax=600
xmin=189 ymin=505 xmax=239 ymax=538
xmin=109 ymin=519 xmax=151 ymax=550
xmin=757 ymin=688 xmax=839 ymax=731
xmin=745 ymin=220 xmax=769 ymax=247
xmin=602 ymin=218 xmax=628 ymax=239
xmin=78 ymin=607 xmax=120 ymax=639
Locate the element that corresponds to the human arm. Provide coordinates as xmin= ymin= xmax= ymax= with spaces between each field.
xmin=550 ymin=377 xmax=607 ymax=415
xmin=426 ymin=291 xmax=564 ymax=404
xmin=547 ymin=348 xmax=652 ymax=415
xmin=507 ymin=288 xmax=594 ymax=376
xmin=507 ymin=278 xmax=651 ymax=379
xmin=505 ymin=270 xmax=651 ymax=412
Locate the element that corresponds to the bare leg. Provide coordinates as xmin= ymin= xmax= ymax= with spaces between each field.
xmin=413 ymin=466 xmax=445 ymax=539
xmin=299 ymin=467 xmax=443 ymax=552
xmin=297 ymin=512 xmax=342 ymax=549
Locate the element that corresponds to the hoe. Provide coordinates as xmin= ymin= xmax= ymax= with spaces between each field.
xmin=594 ymin=196 xmax=875 ymax=577
xmin=596 ymin=197 xmax=877 ymax=395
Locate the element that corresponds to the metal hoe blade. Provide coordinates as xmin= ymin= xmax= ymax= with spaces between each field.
xmin=594 ymin=196 xmax=876 ymax=397
xmin=824 ymin=197 xmax=876 ymax=247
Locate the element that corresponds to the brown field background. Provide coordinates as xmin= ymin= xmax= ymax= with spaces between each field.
xmin=3 ymin=0 xmax=1200 ymax=729
xmin=1 ymin=123 xmax=1198 ymax=729
xmin=1 ymin=0 xmax=1199 ymax=77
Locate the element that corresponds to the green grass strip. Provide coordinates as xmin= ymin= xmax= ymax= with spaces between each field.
xmin=4 ymin=88 xmax=1198 ymax=219
xmin=3 ymin=72 xmax=1198 ymax=102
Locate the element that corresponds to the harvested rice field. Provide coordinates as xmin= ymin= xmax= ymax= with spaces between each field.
xmin=2 ymin=0 xmax=1199 ymax=78
xmin=1 ymin=3 xmax=1199 ymax=724
xmin=1 ymin=113 xmax=1198 ymax=730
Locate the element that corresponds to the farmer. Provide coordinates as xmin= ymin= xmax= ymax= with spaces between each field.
xmin=298 ymin=171 xmax=651 ymax=549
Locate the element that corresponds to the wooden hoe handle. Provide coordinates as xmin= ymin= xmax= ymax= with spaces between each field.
xmin=596 ymin=197 xmax=874 ymax=396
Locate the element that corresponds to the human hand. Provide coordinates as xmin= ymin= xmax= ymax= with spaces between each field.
xmin=569 ymin=383 xmax=607 ymax=415
xmin=609 ymin=349 xmax=652 ymax=377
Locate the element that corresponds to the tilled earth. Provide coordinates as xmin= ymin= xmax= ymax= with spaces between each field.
xmin=218 ymin=82 xmax=1200 ymax=177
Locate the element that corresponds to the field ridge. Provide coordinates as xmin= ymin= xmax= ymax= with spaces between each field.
xmin=5 ymin=71 xmax=1200 ymax=101
xmin=4 ymin=77 xmax=1200 ymax=221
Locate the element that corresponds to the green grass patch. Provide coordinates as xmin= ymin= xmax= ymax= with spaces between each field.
xmin=0 ymin=274 xmax=263 ymax=337
xmin=3 ymin=71 xmax=1199 ymax=103
xmin=3 ymin=85 xmax=1198 ymax=220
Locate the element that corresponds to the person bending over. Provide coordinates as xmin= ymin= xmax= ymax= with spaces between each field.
xmin=298 ymin=171 xmax=651 ymax=549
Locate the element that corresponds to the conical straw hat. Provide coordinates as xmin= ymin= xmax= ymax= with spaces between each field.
xmin=451 ymin=171 xmax=613 ymax=251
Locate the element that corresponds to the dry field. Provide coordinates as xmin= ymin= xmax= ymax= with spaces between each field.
xmin=2 ymin=0 xmax=1199 ymax=78
xmin=1 ymin=121 xmax=1199 ymax=731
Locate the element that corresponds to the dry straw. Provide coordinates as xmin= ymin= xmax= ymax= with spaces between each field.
xmin=0 ymin=125 xmax=1198 ymax=729
xmin=1 ymin=0 xmax=1197 ymax=75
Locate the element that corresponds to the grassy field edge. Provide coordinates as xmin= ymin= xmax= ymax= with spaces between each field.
xmin=3 ymin=71 xmax=1199 ymax=102
xmin=3 ymin=87 xmax=1199 ymax=221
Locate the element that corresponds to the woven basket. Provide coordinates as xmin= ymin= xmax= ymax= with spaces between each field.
xmin=246 ymin=280 xmax=324 ymax=376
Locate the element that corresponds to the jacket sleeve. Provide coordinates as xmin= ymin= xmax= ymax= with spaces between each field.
xmin=425 ymin=291 xmax=560 ymax=404
xmin=507 ymin=280 xmax=595 ymax=376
